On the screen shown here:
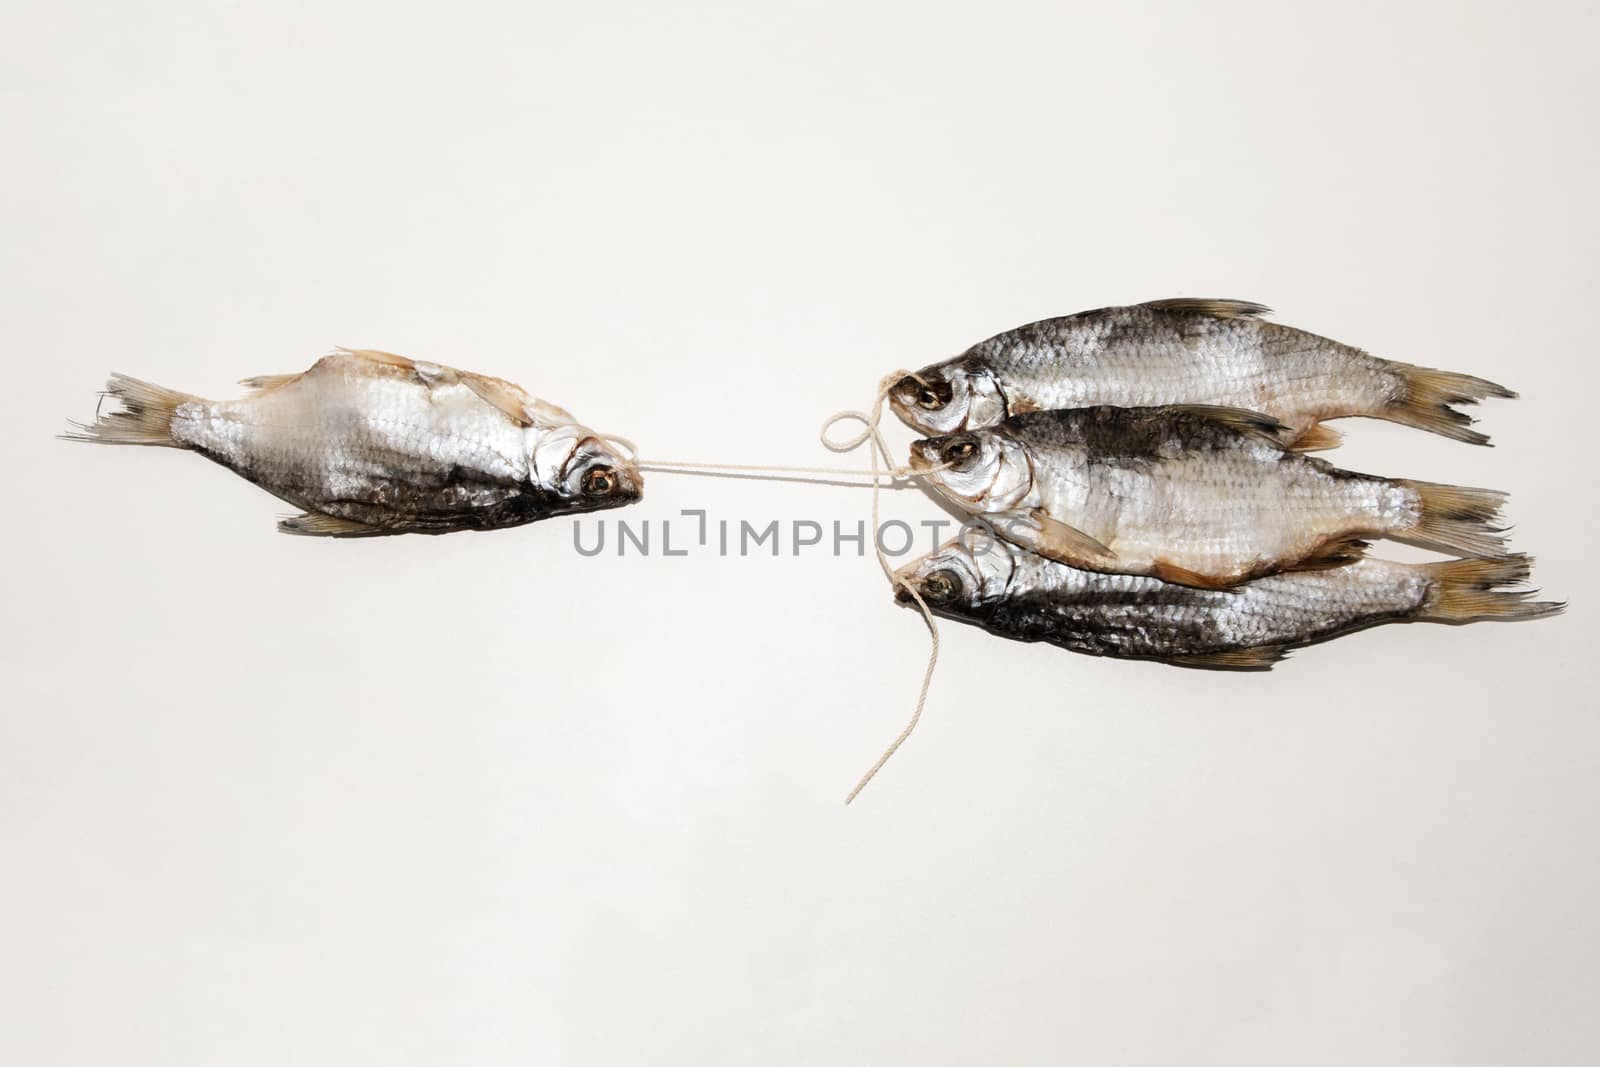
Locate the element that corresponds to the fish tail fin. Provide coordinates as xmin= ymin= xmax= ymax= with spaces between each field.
xmin=1420 ymin=554 xmax=1566 ymax=623
xmin=61 ymin=373 xmax=197 ymax=447
xmin=1400 ymin=479 xmax=1510 ymax=558
xmin=1384 ymin=363 xmax=1517 ymax=446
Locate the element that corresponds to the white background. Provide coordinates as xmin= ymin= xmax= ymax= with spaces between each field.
xmin=3 ymin=2 xmax=1596 ymax=1064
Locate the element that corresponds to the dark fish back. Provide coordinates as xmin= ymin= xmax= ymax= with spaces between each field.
xmin=1002 ymin=405 xmax=1256 ymax=459
xmin=982 ymin=580 xmax=1234 ymax=659
xmin=966 ymin=303 xmax=1259 ymax=374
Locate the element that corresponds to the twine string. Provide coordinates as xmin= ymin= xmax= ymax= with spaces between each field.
xmin=604 ymin=369 xmax=945 ymax=805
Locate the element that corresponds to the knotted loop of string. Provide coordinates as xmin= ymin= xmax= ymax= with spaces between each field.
xmin=822 ymin=370 xmax=946 ymax=804
xmin=595 ymin=367 xmax=948 ymax=806
xmin=632 ymin=372 xmax=937 ymax=492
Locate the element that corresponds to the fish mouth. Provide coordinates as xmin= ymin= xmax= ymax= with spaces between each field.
xmin=890 ymin=558 xmax=929 ymax=605
xmin=892 ymin=567 xmax=967 ymax=611
xmin=886 ymin=375 xmax=922 ymax=415
xmin=887 ymin=373 xmax=959 ymax=434
xmin=610 ymin=465 xmax=645 ymax=504
xmin=561 ymin=458 xmax=645 ymax=514
xmin=906 ymin=443 xmax=937 ymax=474
xmin=893 ymin=577 xmax=930 ymax=607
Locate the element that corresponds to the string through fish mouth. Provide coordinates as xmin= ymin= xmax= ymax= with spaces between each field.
xmin=633 ymin=458 xmax=924 ymax=486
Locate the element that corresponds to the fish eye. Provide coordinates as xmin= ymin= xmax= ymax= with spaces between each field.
xmin=940 ymin=438 xmax=979 ymax=469
xmin=921 ymin=569 xmax=962 ymax=604
xmin=582 ymin=466 xmax=617 ymax=496
xmin=915 ymin=380 xmax=954 ymax=411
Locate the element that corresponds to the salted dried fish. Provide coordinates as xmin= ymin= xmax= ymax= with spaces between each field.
xmin=909 ymin=405 xmax=1507 ymax=587
xmin=896 ymin=538 xmax=1561 ymax=669
xmin=65 ymin=349 xmax=641 ymax=535
xmin=889 ymin=298 xmax=1513 ymax=449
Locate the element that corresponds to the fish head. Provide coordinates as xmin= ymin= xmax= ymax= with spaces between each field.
xmin=888 ymin=361 xmax=1006 ymax=435
xmin=893 ymin=537 xmax=1014 ymax=616
xmin=530 ymin=424 xmax=644 ymax=513
xmin=908 ymin=428 xmax=1032 ymax=513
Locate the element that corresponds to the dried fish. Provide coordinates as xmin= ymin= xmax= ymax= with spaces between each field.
xmin=889 ymin=298 xmax=1513 ymax=449
xmin=910 ymin=405 xmax=1507 ymax=587
xmin=65 ymin=349 xmax=641 ymax=535
xmin=896 ymin=538 xmax=1562 ymax=669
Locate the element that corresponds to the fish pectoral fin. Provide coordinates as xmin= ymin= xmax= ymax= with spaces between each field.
xmin=1283 ymin=537 xmax=1371 ymax=573
xmin=1141 ymin=298 xmax=1272 ymax=320
xmin=278 ymin=511 xmax=386 ymax=537
xmin=1028 ymin=510 xmax=1118 ymax=567
xmin=1165 ymin=404 xmax=1289 ymax=441
xmin=524 ymin=397 xmax=578 ymax=426
xmin=1149 ymin=559 xmax=1244 ymax=590
xmin=460 ymin=371 xmax=545 ymax=428
xmin=239 ymin=372 xmax=303 ymax=393
xmin=1168 ymin=645 xmax=1290 ymax=671
xmin=1287 ymin=422 xmax=1344 ymax=452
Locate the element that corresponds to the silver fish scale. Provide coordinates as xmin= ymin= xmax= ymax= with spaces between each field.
xmin=1021 ymin=419 xmax=1411 ymax=578
xmin=990 ymin=550 xmax=1433 ymax=658
xmin=151 ymin=352 xmax=641 ymax=531
xmin=967 ymin=306 xmax=1399 ymax=436
xmin=68 ymin=351 xmax=643 ymax=534
xmin=176 ymin=375 xmax=525 ymax=508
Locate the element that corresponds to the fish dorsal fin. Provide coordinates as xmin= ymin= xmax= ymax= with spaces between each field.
xmin=1165 ymin=404 xmax=1289 ymax=441
xmin=278 ymin=511 xmax=385 ymax=537
xmin=1170 ymin=645 xmax=1289 ymax=670
xmin=1142 ymin=298 xmax=1272 ymax=320
xmin=338 ymin=347 xmax=417 ymax=369
xmin=411 ymin=360 xmax=460 ymax=387
xmin=303 ymin=349 xmax=418 ymax=382
xmin=331 ymin=349 xmax=572 ymax=428
xmin=238 ymin=372 xmax=303 ymax=393
xmin=1027 ymin=508 xmax=1118 ymax=567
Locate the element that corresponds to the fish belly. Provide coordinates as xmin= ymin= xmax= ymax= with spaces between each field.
xmin=170 ymin=372 xmax=530 ymax=522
